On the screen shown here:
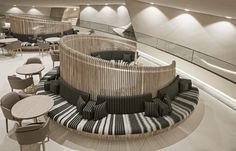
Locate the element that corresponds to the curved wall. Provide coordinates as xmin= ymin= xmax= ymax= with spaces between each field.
xmin=9 ymin=15 xmax=72 ymax=35
xmin=59 ymin=35 xmax=176 ymax=99
xmin=126 ymin=0 xmax=236 ymax=66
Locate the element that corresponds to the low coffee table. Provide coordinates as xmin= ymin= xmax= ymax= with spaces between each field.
xmin=11 ymin=95 xmax=54 ymax=120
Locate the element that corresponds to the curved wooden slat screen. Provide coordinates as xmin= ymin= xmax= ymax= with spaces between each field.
xmin=60 ymin=35 xmax=176 ymax=99
xmin=9 ymin=15 xmax=72 ymax=35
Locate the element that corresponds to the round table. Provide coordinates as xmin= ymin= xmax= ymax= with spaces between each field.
xmin=16 ymin=64 xmax=45 ymax=77
xmin=77 ymin=31 xmax=91 ymax=35
xmin=45 ymin=37 xmax=60 ymax=50
xmin=0 ymin=38 xmax=18 ymax=44
xmin=11 ymin=95 xmax=54 ymax=120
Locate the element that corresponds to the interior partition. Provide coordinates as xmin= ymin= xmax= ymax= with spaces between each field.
xmin=60 ymin=35 xmax=176 ymax=99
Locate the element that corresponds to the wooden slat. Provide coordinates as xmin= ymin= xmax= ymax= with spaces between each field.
xmin=9 ymin=15 xmax=72 ymax=35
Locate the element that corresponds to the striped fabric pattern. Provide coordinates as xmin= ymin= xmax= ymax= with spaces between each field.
xmin=38 ymin=68 xmax=199 ymax=135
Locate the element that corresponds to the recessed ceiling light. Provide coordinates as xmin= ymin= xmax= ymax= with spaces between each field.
xmin=150 ymin=2 xmax=154 ymax=5
xmin=86 ymin=3 xmax=90 ymax=6
xmin=122 ymin=3 xmax=126 ymax=5
xmin=32 ymin=5 xmax=35 ymax=8
xmin=105 ymin=3 xmax=108 ymax=6
xmin=184 ymin=8 xmax=190 ymax=12
xmin=225 ymin=16 xmax=232 ymax=19
xmin=73 ymin=8 xmax=77 ymax=11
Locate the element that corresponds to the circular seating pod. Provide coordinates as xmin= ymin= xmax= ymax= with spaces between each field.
xmin=36 ymin=35 xmax=199 ymax=137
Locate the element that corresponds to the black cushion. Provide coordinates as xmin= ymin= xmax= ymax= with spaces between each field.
xmin=144 ymin=102 xmax=159 ymax=117
xmin=44 ymin=81 xmax=50 ymax=91
xmin=63 ymin=29 xmax=74 ymax=35
xmin=82 ymin=101 xmax=96 ymax=120
xmin=179 ymin=79 xmax=192 ymax=93
xmin=158 ymin=75 xmax=180 ymax=100
xmin=162 ymin=94 xmax=172 ymax=109
xmin=49 ymin=80 xmax=60 ymax=94
xmin=93 ymin=101 xmax=107 ymax=120
xmin=123 ymin=53 xmax=132 ymax=63
xmin=158 ymin=101 xmax=172 ymax=116
xmin=77 ymin=96 xmax=86 ymax=113
xmin=46 ymin=74 xmax=57 ymax=81
xmin=59 ymin=78 xmax=90 ymax=106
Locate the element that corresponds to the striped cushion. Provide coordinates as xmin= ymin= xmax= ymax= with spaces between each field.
xmin=93 ymin=102 xmax=107 ymax=120
xmin=37 ymin=68 xmax=199 ymax=136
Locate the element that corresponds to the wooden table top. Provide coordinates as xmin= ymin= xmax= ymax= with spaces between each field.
xmin=45 ymin=37 xmax=61 ymax=43
xmin=11 ymin=95 xmax=54 ymax=120
xmin=16 ymin=63 xmax=44 ymax=75
xmin=0 ymin=38 xmax=18 ymax=43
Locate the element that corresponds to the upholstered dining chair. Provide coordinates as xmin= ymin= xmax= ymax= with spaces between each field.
xmin=50 ymin=51 xmax=59 ymax=67
xmin=0 ymin=43 xmax=6 ymax=54
xmin=0 ymin=92 xmax=23 ymax=133
xmin=8 ymin=75 xmax=35 ymax=93
xmin=25 ymin=57 xmax=43 ymax=79
xmin=38 ymin=42 xmax=50 ymax=55
xmin=15 ymin=118 xmax=50 ymax=151
xmin=13 ymin=41 xmax=23 ymax=56
xmin=25 ymin=57 xmax=42 ymax=64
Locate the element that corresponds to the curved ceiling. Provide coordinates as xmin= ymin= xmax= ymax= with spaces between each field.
xmin=138 ymin=0 xmax=236 ymax=18
xmin=0 ymin=0 xmax=125 ymax=7
xmin=0 ymin=0 xmax=235 ymax=18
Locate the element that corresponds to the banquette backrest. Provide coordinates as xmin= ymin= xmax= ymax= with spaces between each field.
xmin=97 ymin=93 xmax=152 ymax=114
xmin=59 ymin=78 xmax=90 ymax=106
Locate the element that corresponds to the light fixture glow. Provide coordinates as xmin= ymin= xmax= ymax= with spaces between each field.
xmin=73 ymin=8 xmax=77 ymax=11
xmin=32 ymin=5 xmax=35 ymax=8
xmin=184 ymin=8 xmax=190 ymax=12
xmin=225 ymin=16 xmax=232 ymax=19
xmin=150 ymin=2 xmax=154 ymax=5
xmin=86 ymin=3 xmax=90 ymax=6
xmin=13 ymin=5 xmax=16 ymax=7
xmin=105 ymin=3 xmax=108 ymax=6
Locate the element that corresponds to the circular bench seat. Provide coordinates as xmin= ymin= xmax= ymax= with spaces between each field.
xmin=37 ymin=68 xmax=199 ymax=136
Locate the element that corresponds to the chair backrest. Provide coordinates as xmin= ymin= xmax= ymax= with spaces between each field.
xmin=38 ymin=42 xmax=50 ymax=50
xmin=8 ymin=75 xmax=33 ymax=91
xmin=25 ymin=57 xmax=42 ymax=64
xmin=4 ymin=41 xmax=21 ymax=51
xmin=0 ymin=92 xmax=21 ymax=120
xmin=15 ymin=118 xmax=50 ymax=145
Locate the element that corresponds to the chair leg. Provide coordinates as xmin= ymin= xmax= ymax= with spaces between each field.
xmin=5 ymin=118 xmax=8 ymax=133
xmin=42 ymin=141 xmax=46 ymax=151
xmin=20 ymin=145 xmax=23 ymax=151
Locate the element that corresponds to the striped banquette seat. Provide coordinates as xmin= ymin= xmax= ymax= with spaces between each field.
xmin=37 ymin=68 xmax=199 ymax=136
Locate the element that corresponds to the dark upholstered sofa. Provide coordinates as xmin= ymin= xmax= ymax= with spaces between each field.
xmin=63 ymin=28 xmax=79 ymax=35
xmin=91 ymin=50 xmax=135 ymax=63
xmin=37 ymin=68 xmax=199 ymax=136
xmin=59 ymin=77 xmax=90 ymax=106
